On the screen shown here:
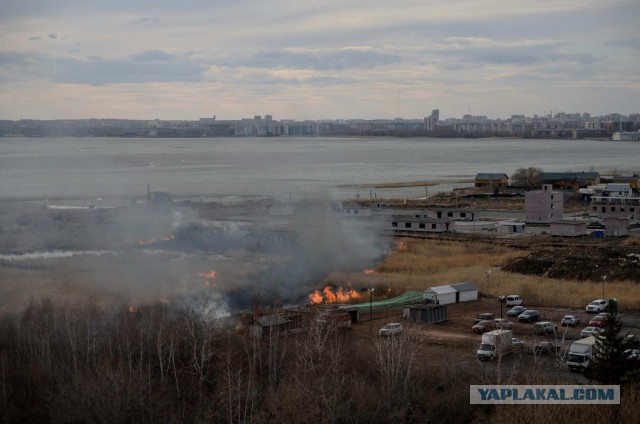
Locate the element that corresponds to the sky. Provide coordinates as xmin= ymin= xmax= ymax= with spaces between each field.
xmin=0 ymin=0 xmax=638 ymax=121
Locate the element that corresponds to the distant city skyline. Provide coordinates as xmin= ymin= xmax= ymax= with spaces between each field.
xmin=1 ymin=1 xmax=639 ymax=120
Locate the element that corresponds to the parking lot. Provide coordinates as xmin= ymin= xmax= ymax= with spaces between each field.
xmin=353 ymin=296 xmax=640 ymax=383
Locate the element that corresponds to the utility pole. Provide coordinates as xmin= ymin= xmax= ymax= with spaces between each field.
xmin=369 ymin=288 xmax=375 ymax=333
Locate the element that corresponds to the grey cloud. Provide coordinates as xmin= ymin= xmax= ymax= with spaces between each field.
xmin=606 ymin=37 xmax=640 ymax=50
xmin=0 ymin=51 xmax=207 ymax=85
xmin=29 ymin=36 xmax=42 ymax=41
xmin=132 ymin=17 xmax=161 ymax=25
xmin=55 ymin=57 xmax=206 ymax=85
xmin=0 ymin=52 xmax=34 ymax=67
xmin=48 ymin=33 xmax=58 ymax=40
xmin=237 ymin=73 xmax=356 ymax=86
xmin=432 ymin=41 xmax=598 ymax=67
xmin=131 ymin=50 xmax=175 ymax=62
xmin=222 ymin=49 xmax=401 ymax=71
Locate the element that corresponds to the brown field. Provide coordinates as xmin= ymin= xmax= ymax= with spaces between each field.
xmin=327 ymin=237 xmax=640 ymax=310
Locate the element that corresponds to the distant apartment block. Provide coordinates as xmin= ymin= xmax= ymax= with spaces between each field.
xmin=612 ymin=131 xmax=640 ymax=141
xmin=424 ymin=109 xmax=439 ymax=132
xmin=1 ymin=109 xmax=638 ymax=138
xmin=525 ymin=184 xmax=563 ymax=224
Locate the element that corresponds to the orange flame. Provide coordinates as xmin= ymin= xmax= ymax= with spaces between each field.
xmin=137 ymin=234 xmax=174 ymax=245
xmin=309 ymin=286 xmax=361 ymax=304
xmin=128 ymin=306 xmax=136 ymax=313
xmin=363 ymin=268 xmax=377 ymax=274
xmin=197 ymin=271 xmax=217 ymax=287
xmin=395 ymin=241 xmax=407 ymax=251
xmin=309 ymin=291 xmax=323 ymax=304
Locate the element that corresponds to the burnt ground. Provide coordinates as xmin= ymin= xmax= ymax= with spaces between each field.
xmin=502 ymin=244 xmax=640 ymax=282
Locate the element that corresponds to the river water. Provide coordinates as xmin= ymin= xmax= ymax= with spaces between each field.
xmin=1 ymin=136 xmax=638 ymax=202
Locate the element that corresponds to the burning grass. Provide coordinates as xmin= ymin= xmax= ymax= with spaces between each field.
xmin=308 ymin=285 xmax=361 ymax=304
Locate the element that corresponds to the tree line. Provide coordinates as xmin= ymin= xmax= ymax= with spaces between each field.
xmin=0 ymin=298 xmax=637 ymax=423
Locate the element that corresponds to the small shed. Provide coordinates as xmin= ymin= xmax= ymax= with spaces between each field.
xmin=249 ymin=313 xmax=301 ymax=338
xmin=424 ymin=285 xmax=457 ymax=305
xmin=450 ymin=281 xmax=479 ymax=302
xmin=404 ymin=304 xmax=447 ymax=324
xmin=497 ymin=220 xmax=526 ymax=234
xmin=550 ymin=220 xmax=588 ymax=237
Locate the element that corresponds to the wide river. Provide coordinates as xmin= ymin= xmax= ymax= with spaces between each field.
xmin=1 ymin=136 xmax=639 ymax=202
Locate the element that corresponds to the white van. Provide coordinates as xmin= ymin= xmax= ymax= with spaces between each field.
xmin=506 ymin=295 xmax=522 ymax=306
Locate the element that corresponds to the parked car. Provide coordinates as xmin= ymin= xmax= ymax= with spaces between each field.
xmin=588 ymin=315 xmax=608 ymax=328
xmin=378 ymin=323 xmax=403 ymax=337
xmin=561 ymin=315 xmax=580 ymax=327
xmin=507 ymin=305 xmax=527 ymax=317
xmin=472 ymin=320 xmax=496 ymax=334
xmin=581 ymin=326 xmax=605 ymax=338
xmin=533 ymin=321 xmax=557 ymax=335
xmin=586 ymin=299 xmax=608 ymax=313
xmin=494 ymin=318 xmax=514 ymax=329
xmin=505 ymin=295 xmax=523 ymax=306
xmin=512 ymin=338 xmax=525 ymax=348
xmin=535 ymin=340 xmax=562 ymax=355
xmin=626 ymin=349 xmax=640 ymax=360
xmin=474 ymin=312 xmax=495 ymax=324
xmin=518 ymin=310 xmax=540 ymax=323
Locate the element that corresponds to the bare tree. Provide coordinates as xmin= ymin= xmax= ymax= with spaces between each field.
xmin=511 ymin=167 xmax=543 ymax=190
xmin=374 ymin=324 xmax=419 ymax=405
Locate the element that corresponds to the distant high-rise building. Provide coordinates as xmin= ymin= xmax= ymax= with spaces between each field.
xmin=424 ymin=109 xmax=439 ymax=132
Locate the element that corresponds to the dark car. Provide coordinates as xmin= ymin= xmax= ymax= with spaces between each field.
xmin=474 ymin=313 xmax=495 ymax=325
xmin=507 ymin=305 xmax=527 ymax=317
xmin=518 ymin=310 xmax=540 ymax=323
xmin=535 ymin=341 xmax=562 ymax=355
xmin=472 ymin=320 xmax=496 ymax=334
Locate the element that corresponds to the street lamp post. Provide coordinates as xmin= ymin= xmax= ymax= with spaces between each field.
xmin=369 ymin=288 xmax=375 ymax=321
xmin=602 ymin=275 xmax=607 ymax=299
xmin=499 ymin=295 xmax=505 ymax=321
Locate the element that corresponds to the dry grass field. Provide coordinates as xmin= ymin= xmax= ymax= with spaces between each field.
xmin=328 ymin=237 xmax=640 ymax=310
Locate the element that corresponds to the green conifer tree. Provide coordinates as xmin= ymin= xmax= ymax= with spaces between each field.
xmin=584 ymin=311 xmax=640 ymax=384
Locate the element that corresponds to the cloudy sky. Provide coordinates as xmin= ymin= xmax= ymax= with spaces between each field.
xmin=1 ymin=0 xmax=638 ymax=120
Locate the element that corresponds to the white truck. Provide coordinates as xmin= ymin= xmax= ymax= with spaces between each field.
xmin=477 ymin=329 xmax=514 ymax=361
xmin=567 ymin=336 xmax=596 ymax=372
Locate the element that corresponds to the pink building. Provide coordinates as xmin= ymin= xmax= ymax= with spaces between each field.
xmin=525 ymin=184 xmax=564 ymax=224
xmin=604 ymin=216 xmax=629 ymax=237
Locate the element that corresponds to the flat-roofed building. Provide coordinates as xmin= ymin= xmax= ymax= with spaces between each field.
xmin=550 ymin=220 xmax=588 ymax=237
xmin=525 ymin=184 xmax=563 ymax=224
